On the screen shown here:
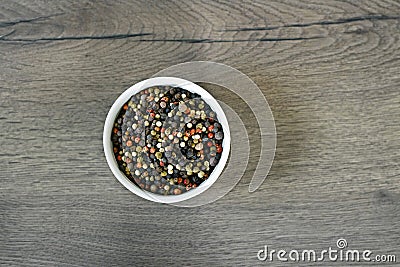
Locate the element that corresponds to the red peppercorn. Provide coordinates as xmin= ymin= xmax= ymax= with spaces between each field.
xmin=126 ymin=140 xmax=133 ymax=147
xmin=123 ymin=104 xmax=128 ymax=110
xmin=207 ymin=141 xmax=213 ymax=147
xmin=208 ymin=132 xmax=214 ymax=138
xmin=190 ymin=129 xmax=195 ymax=135
xmin=178 ymin=177 xmax=183 ymax=184
xmin=159 ymin=161 xmax=164 ymax=167
xmin=113 ymin=128 xmax=118 ymax=134
xmin=184 ymin=178 xmax=189 ymax=185
xmin=217 ymin=146 xmax=223 ymax=153
xmin=208 ymin=125 xmax=214 ymax=132
xmin=117 ymin=155 xmax=122 ymax=161
xmin=173 ymin=188 xmax=182 ymax=195
xmin=150 ymin=147 xmax=155 ymax=153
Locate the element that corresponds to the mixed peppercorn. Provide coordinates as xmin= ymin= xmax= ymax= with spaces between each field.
xmin=111 ymin=86 xmax=224 ymax=195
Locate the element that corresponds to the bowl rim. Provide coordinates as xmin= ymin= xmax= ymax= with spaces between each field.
xmin=103 ymin=77 xmax=231 ymax=203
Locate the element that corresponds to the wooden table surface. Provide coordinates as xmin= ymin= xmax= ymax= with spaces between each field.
xmin=1 ymin=1 xmax=399 ymax=266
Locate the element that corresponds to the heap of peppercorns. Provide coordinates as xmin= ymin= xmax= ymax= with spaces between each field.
xmin=111 ymin=86 xmax=224 ymax=195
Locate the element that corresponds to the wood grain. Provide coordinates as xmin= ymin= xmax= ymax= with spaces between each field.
xmin=1 ymin=0 xmax=399 ymax=266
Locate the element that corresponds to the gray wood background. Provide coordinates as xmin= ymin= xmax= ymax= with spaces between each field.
xmin=1 ymin=0 xmax=399 ymax=266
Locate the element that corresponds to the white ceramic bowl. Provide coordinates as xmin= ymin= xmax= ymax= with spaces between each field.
xmin=103 ymin=77 xmax=231 ymax=203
